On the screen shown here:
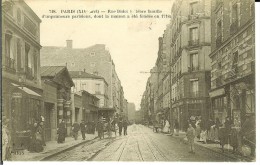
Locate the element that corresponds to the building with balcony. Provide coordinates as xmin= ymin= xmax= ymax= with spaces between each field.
xmin=209 ymin=0 xmax=255 ymax=127
xmin=2 ymin=0 xmax=42 ymax=149
xmin=169 ymin=0 xmax=212 ymax=131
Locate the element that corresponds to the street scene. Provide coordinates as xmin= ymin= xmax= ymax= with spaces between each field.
xmin=1 ymin=0 xmax=256 ymax=162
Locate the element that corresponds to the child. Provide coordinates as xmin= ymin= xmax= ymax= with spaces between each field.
xmin=187 ymin=123 xmax=196 ymax=154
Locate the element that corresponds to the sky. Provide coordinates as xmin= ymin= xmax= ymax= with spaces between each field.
xmin=25 ymin=0 xmax=174 ymax=110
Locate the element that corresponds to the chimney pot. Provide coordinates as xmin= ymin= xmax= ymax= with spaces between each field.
xmin=66 ymin=40 xmax=73 ymax=49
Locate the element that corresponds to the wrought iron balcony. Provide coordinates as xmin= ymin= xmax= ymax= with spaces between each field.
xmin=4 ymin=56 xmax=15 ymax=72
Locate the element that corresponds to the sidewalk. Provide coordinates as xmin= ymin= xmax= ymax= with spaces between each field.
xmin=11 ymin=133 xmax=97 ymax=161
xmin=146 ymin=125 xmax=255 ymax=162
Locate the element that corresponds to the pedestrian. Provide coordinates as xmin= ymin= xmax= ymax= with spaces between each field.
xmin=186 ymin=123 xmax=196 ymax=154
xmin=214 ymin=118 xmax=221 ymax=142
xmin=107 ymin=119 xmax=112 ymax=138
xmin=2 ymin=116 xmax=11 ymax=160
xmin=38 ymin=121 xmax=46 ymax=146
xmin=123 ymin=119 xmax=128 ymax=136
xmin=57 ymin=120 xmax=66 ymax=143
xmin=97 ymin=118 xmax=104 ymax=139
xmin=195 ymin=120 xmax=201 ymax=140
xmin=35 ymin=121 xmax=44 ymax=152
xmin=162 ymin=119 xmax=170 ymax=133
xmin=80 ymin=120 xmax=86 ymax=140
xmin=175 ymin=120 xmax=179 ymax=136
xmin=72 ymin=122 xmax=80 ymax=140
xmin=91 ymin=121 xmax=95 ymax=134
xmin=118 ymin=119 xmax=123 ymax=136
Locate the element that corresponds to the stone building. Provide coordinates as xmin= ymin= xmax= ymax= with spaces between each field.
xmin=209 ymin=0 xmax=255 ymax=126
xmin=69 ymin=71 xmax=109 ymax=108
xmin=2 ymin=0 xmax=42 ymax=148
xmin=40 ymin=42 xmax=126 ymax=116
xmin=169 ymin=0 xmax=212 ymax=130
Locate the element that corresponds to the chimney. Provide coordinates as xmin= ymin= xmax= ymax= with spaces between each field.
xmin=66 ymin=40 xmax=73 ymax=49
xmin=83 ymin=68 xmax=86 ymax=72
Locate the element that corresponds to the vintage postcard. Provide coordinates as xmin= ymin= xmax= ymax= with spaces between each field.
xmin=1 ymin=0 xmax=256 ymax=162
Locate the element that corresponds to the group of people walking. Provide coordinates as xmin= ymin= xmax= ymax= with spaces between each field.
xmin=70 ymin=117 xmax=130 ymax=141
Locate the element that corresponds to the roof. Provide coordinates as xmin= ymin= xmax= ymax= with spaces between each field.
xmin=40 ymin=66 xmax=65 ymax=77
xmin=40 ymin=66 xmax=74 ymax=87
xmin=69 ymin=71 xmax=108 ymax=85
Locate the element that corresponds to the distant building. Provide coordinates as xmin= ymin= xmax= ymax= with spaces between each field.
xmin=41 ymin=42 xmax=126 ymax=115
xmin=127 ymin=103 xmax=136 ymax=123
xmin=69 ymin=71 xmax=109 ymax=108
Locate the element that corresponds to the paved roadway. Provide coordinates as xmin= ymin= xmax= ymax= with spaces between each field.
xmin=46 ymin=124 xmax=237 ymax=161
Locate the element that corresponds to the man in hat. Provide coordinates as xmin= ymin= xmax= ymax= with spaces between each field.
xmin=80 ymin=120 xmax=86 ymax=140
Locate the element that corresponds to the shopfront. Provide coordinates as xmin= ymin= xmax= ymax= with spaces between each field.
xmin=2 ymin=80 xmax=43 ymax=150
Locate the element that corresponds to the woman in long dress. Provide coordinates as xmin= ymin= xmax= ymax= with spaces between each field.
xmin=163 ymin=120 xmax=170 ymax=133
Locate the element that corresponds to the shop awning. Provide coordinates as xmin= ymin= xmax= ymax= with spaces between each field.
xmin=11 ymin=83 xmax=41 ymax=97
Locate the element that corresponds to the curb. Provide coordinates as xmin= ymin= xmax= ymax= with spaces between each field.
xmin=40 ymin=136 xmax=98 ymax=161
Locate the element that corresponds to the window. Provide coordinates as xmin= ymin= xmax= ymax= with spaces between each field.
xmin=217 ymin=20 xmax=222 ymax=37
xmin=250 ymin=3 xmax=255 ymax=17
xmin=231 ymin=3 xmax=239 ymax=23
xmin=95 ymin=84 xmax=101 ymax=94
xmin=17 ymin=8 xmax=21 ymax=23
xmin=90 ymin=52 xmax=95 ymax=56
xmin=190 ymin=27 xmax=198 ymax=41
xmin=5 ymin=32 xmax=15 ymax=70
xmin=24 ymin=15 xmax=37 ymax=36
xmin=190 ymin=53 xmax=199 ymax=71
xmin=81 ymin=83 xmax=86 ymax=90
xmin=190 ymin=2 xmax=198 ymax=15
xmin=17 ymin=39 xmax=22 ymax=70
xmin=91 ymin=63 xmax=95 ymax=67
xmin=190 ymin=80 xmax=199 ymax=97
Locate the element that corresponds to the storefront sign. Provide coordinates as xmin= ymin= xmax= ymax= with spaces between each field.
xmin=12 ymin=92 xmax=22 ymax=98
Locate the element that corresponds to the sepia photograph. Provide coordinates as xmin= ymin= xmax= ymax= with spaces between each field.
xmin=1 ymin=0 xmax=257 ymax=162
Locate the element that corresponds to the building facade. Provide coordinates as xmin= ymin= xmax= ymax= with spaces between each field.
xmin=169 ymin=0 xmax=212 ymax=130
xmin=41 ymin=66 xmax=74 ymax=138
xmin=40 ymin=42 xmax=126 ymax=114
xmin=2 ymin=0 xmax=42 ymax=148
xmin=127 ymin=103 xmax=136 ymax=123
xmin=70 ymin=71 xmax=109 ymax=108
xmin=209 ymin=0 xmax=255 ymax=127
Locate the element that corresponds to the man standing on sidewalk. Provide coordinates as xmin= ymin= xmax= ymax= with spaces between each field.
xmin=80 ymin=120 xmax=86 ymax=140
xmin=118 ymin=119 xmax=123 ymax=136
xmin=187 ymin=123 xmax=196 ymax=154
xmin=123 ymin=119 xmax=128 ymax=136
